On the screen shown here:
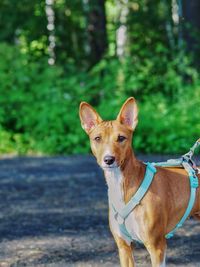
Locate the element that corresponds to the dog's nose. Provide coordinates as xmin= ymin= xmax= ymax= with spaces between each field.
xmin=104 ymin=155 xmax=115 ymax=165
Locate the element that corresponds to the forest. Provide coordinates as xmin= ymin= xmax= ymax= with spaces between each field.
xmin=0 ymin=0 xmax=200 ymax=155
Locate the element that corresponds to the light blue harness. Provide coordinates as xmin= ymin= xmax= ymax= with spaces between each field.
xmin=111 ymin=139 xmax=200 ymax=243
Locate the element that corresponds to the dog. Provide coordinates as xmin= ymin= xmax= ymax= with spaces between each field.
xmin=79 ymin=97 xmax=200 ymax=267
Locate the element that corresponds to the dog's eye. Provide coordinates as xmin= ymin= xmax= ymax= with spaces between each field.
xmin=94 ymin=136 xmax=101 ymax=142
xmin=117 ymin=135 xmax=126 ymax=143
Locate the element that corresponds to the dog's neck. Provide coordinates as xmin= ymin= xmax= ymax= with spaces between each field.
xmin=104 ymin=149 xmax=145 ymax=206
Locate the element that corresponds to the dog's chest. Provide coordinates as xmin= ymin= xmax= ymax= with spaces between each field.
xmin=105 ymin=169 xmax=142 ymax=244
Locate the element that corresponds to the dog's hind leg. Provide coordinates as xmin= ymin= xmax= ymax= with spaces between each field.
xmin=193 ymin=213 xmax=200 ymax=220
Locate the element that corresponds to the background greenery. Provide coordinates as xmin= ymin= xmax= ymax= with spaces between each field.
xmin=0 ymin=0 xmax=200 ymax=155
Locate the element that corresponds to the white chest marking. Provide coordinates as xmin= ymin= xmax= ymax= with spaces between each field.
xmin=106 ymin=168 xmax=124 ymax=211
xmin=105 ymin=168 xmax=142 ymax=244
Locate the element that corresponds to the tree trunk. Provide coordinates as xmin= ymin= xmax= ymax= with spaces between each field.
xmin=116 ymin=0 xmax=129 ymax=57
xmin=87 ymin=0 xmax=107 ymax=66
xmin=182 ymin=0 xmax=200 ymax=63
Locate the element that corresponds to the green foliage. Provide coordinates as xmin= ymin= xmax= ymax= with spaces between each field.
xmin=135 ymin=91 xmax=200 ymax=154
xmin=0 ymin=43 xmax=200 ymax=155
xmin=0 ymin=0 xmax=47 ymax=58
xmin=0 ymin=43 xmax=90 ymax=154
xmin=1 ymin=0 xmax=200 ymax=155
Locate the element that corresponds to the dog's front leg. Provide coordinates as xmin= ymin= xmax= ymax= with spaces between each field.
xmin=114 ymin=234 xmax=135 ymax=267
xmin=146 ymin=239 xmax=166 ymax=267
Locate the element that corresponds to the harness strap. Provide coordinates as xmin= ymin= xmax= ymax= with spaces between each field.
xmin=112 ymin=162 xmax=157 ymax=223
xmin=119 ymin=223 xmax=133 ymax=244
xmin=111 ymin=139 xmax=199 ymax=243
xmin=111 ymin=204 xmax=132 ymax=243
xmin=152 ymin=158 xmax=183 ymax=168
xmin=165 ymin=160 xmax=199 ymax=239
xmin=153 ymin=138 xmax=200 ymax=239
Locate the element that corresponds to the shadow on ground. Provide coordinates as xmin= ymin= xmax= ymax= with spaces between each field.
xmin=0 ymin=155 xmax=199 ymax=266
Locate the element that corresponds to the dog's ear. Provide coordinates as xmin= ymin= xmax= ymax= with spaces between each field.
xmin=117 ymin=97 xmax=138 ymax=130
xmin=79 ymin=102 xmax=102 ymax=134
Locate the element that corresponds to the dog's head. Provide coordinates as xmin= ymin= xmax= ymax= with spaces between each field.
xmin=79 ymin=97 xmax=138 ymax=170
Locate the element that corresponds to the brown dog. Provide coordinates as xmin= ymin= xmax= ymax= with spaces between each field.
xmin=79 ymin=97 xmax=200 ymax=267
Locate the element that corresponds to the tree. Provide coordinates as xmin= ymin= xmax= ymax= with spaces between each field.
xmin=86 ymin=0 xmax=108 ymax=66
xmin=0 ymin=0 xmax=48 ymax=57
xmin=182 ymin=0 xmax=200 ymax=64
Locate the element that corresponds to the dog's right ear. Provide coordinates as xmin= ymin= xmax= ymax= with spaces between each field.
xmin=117 ymin=97 xmax=138 ymax=131
xmin=79 ymin=102 xmax=102 ymax=134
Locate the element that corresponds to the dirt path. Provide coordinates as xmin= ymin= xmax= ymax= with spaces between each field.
xmin=0 ymin=155 xmax=200 ymax=267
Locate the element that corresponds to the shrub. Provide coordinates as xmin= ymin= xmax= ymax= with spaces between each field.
xmin=0 ymin=43 xmax=199 ymax=155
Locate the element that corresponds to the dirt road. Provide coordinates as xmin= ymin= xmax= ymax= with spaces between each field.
xmin=0 ymin=155 xmax=200 ymax=267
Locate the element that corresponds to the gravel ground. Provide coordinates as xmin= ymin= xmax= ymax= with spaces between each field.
xmin=0 ymin=155 xmax=200 ymax=267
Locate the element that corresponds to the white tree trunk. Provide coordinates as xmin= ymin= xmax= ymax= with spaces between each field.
xmin=116 ymin=0 xmax=129 ymax=57
xmin=45 ymin=0 xmax=56 ymax=65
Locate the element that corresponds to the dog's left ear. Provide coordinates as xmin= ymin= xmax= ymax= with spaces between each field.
xmin=79 ymin=102 xmax=102 ymax=134
xmin=117 ymin=97 xmax=138 ymax=130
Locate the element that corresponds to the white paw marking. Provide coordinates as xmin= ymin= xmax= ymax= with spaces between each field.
xmin=160 ymin=251 xmax=166 ymax=267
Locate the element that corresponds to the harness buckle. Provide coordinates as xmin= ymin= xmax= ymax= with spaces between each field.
xmin=114 ymin=212 xmax=125 ymax=225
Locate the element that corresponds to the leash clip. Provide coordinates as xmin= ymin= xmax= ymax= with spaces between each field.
xmin=182 ymin=155 xmax=197 ymax=170
xmin=182 ymin=138 xmax=200 ymax=171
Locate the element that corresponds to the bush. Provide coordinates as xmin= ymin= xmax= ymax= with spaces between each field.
xmin=0 ymin=43 xmax=90 ymax=154
xmin=135 ymin=90 xmax=200 ymax=154
xmin=0 ymin=43 xmax=200 ymax=155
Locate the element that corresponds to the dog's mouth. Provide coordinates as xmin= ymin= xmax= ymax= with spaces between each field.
xmin=102 ymin=166 xmax=118 ymax=169
xmin=101 ymin=163 xmax=119 ymax=170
